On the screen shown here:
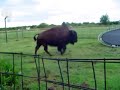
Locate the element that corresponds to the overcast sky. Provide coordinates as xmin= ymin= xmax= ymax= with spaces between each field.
xmin=0 ymin=0 xmax=120 ymax=27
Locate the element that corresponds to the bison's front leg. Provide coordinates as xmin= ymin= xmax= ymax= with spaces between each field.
xmin=58 ymin=45 xmax=66 ymax=55
xmin=43 ymin=44 xmax=52 ymax=56
xmin=57 ymin=46 xmax=62 ymax=54
xmin=62 ymin=46 xmax=66 ymax=54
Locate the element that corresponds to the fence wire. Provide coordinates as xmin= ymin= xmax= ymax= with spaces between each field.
xmin=0 ymin=52 xmax=120 ymax=90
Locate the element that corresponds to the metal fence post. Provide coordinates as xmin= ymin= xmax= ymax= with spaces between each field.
xmin=104 ymin=58 xmax=106 ymax=90
xmin=66 ymin=59 xmax=70 ymax=90
xmin=20 ymin=53 xmax=24 ymax=90
xmin=42 ymin=58 xmax=48 ymax=90
xmin=4 ymin=16 xmax=8 ymax=43
xmin=92 ymin=61 xmax=97 ymax=90
xmin=57 ymin=59 xmax=64 ymax=90
xmin=12 ymin=53 xmax=15 ymax=90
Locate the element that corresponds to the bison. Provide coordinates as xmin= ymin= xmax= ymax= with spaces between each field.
xmin=34 ymin=22 xmax=77 ymax=56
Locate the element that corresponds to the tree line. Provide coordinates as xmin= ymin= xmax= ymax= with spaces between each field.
xmin=0 ymin=14 xmax=120 ymax=31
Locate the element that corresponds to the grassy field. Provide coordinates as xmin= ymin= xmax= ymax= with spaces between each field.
xmin=1 ymin=26 xmax=120 ymax=58
xmin=0 ymin=25 xmax=120 ymax=90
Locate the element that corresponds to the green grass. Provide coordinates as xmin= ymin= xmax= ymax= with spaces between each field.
xmin=0 ymin=26 xmax=120 ymax=90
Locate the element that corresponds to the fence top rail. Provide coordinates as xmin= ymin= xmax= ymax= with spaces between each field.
xmin=0 ymin=52 xmax=22 ymax=55
xmin=0 ymin=52 xmax=35 ymax=56
xmin=0 ymin=52 xmax=120 ymax=62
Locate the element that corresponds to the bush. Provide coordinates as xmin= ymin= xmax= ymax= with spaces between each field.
xmin=0 ymin=60 xmax=20 ymax=89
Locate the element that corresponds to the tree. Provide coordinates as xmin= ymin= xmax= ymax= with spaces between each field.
xmin=100 ymin=14 xmax=110 ymax=25
xmin=37 ymin=23 xmax=49 ymax=28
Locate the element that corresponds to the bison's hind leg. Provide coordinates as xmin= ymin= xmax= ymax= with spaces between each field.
xmin=35 ymin=44 xmax=41 ymax=55
xmin=43 ymin=44 xmax=52 ymax=56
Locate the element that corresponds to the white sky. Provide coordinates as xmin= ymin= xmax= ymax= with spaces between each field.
xmin=0 ymin=0 xmax=120 ymax=27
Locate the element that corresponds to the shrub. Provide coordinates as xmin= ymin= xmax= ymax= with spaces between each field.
xmin=0 ymin=60 xmax=20 ymax=89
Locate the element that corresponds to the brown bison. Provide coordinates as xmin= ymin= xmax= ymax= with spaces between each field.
xmin=34 ymin=22 xmax=77 ymax=56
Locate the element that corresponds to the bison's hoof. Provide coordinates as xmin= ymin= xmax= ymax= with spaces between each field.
xmin=49 ymin=54 xmax=52 ymax=56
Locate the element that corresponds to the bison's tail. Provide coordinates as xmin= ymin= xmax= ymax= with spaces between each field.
xmin=34 ymin=34 xmax=39 ymax=41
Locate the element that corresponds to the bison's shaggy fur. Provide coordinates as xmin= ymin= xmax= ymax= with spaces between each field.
xmin=34 ymin=22 xmax=77 ymax=56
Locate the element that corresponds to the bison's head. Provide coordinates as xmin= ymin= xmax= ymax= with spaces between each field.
xmin=68 ymin=30 xmax=77 ymax=44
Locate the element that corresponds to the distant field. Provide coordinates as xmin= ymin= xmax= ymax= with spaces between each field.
xmin=1 ymin=25 xmax=120 ymax=58
xmin=0 ymin=25 xmax=120 ymax=90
